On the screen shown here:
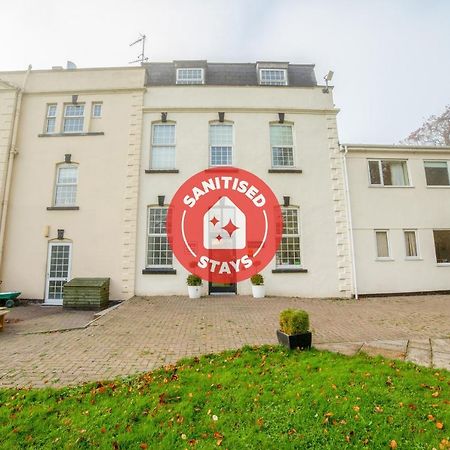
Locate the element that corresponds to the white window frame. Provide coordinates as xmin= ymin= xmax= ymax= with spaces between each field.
xmin=403 ymin=229 xmax=420 ymax=260
xmin=54 ymin=164 xmax=78 ymax=207
xmin=423 ymin=160 xmax=450 ymax=187
xmin=433 ymin=229 xmax=450 ymax=266
xmin=374 ymin=229 xmax=392 ymax=260
xmin=259 ymin=68 xmax=288 ymax=86
xmin=63 ymin=103 xmax=85 ymax=133
xmin=209 ymin=122 xmax=234 ymax=167
xmin=176 ymin=68 xmax=205 ymax=85
xmin=270 ymin=123 xmax=295 ymax=168
xmin=45 ymin=104 xmax=57 ymax=134
xmin=276 ymin=207 xmax=302 ymax=268
xmin=146 ymin=206 xmax=173 ymax=268
xmin=150 ymin=122 xmax=176 ymax=170
xmin=367 ymin=159 xmax=411 ymax=187
xmin=92 ymin=102 xmax=102 ymax=118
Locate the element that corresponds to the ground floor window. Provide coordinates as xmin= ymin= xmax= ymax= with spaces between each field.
xmin=276 ymin=207 xmax=301 ymax=267
xmin=375 ymin=230 xmax=390 ymax=259
xmin=147 ymin=207 xmax=173 ymax=267
xmin=404 ymin=230 xmax=419 ymax=258
xmin=433 ymin=230 xmax=450 ymax=264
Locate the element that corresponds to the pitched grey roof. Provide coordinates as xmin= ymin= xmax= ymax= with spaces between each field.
xmin=145 ymin=61 xmax=317 ymax=87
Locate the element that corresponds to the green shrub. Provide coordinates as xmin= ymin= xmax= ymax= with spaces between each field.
xmin=250 ymin=273 xmax=264 ymax=285
xmin=186 ymin=274 xmax=202 ymax=286
xmin=279 ymin=309 xmax=310 ymax=334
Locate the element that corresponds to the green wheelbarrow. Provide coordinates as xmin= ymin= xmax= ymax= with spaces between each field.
xmin=0 ymin=292 xmax=21 ymax=308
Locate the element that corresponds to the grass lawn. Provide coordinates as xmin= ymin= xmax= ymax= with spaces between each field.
xmin=0 ymin=346 xmax=449 ymax=449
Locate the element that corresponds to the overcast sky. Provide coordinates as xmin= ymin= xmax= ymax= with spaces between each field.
xmin=1 ymin=0 xmax=449 ymax=144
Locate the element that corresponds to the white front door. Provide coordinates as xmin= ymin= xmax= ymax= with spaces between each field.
xmin=45 ymin=242 xmax=72 ymax=305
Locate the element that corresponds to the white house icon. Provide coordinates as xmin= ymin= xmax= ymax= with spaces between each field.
xmin=203 ymin=196 xmax=246 ymax=249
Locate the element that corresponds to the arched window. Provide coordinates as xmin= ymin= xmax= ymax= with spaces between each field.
xmin=54 ymin=164 xmax=78 ymax=207
xmin=209 ymin=122 xmax=233 ymax=166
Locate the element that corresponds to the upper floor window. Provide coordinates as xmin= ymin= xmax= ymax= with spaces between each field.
xmin=147 ymin=207 xmax=173 ymax=268
xmin=54 ymin=164 xmax=78 ymax=207
xmin=260 ymin=69 xmax=287 ymax=86
xmin=151 ymin=123 xmax=176 ymax=169
xmin=270 ymin=124 xmax=294 ymax=167
xmin=45 ymin=104 xmax=57 ymax=133
xmin=209 ymin=123 xmax=233 ymax=166
xmin=176 ymin=68 xmax=204 ymax=85
xmin=92 ymin=103 xmax=102 ymax=118
xmin=368 ymin=160 xmax=410 ymax=186
xmin=276 ymin=208 xmax=301 ymax=268
xmin=63 ymin=104 xmax=84 ymax=133
xmin=424 ymin=161 xmax=450 ymax=186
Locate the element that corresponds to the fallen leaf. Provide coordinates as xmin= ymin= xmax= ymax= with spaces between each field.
xmin=374 ymin=406 xmax=384 ymax=413
xmin=216 ymin=439 xmax=223 ymax=446
xmin=389 ymin=440 xmax=397 ymax=449
xmin=100 ymin=427 xmax=106 ymax=434
xmin=436 ymin=422 xmax=444 ymax=430
xmin=432 ymin=391 xmax=440 ymax=398
xmin=139 ymin=444 xmax=148 ymax=449
xmin=353 ymin=406 xmax=360 ymax=412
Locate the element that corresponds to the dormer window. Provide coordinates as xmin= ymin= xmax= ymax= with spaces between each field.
xmin=259 ymin=69 xmax=287 ymax=86
xmin=176 ymin=68 xmax=204 ymax=85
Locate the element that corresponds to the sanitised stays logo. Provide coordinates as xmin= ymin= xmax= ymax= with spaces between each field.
xmin=167 ymin=168 xmax=282 ymax=283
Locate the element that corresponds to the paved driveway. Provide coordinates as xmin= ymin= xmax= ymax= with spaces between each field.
xmin=0 ymin=295 xmax=449 ymax=388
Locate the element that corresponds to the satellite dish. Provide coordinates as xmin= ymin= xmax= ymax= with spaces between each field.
xmin=66 ymin=61 xmax=77 ymax=70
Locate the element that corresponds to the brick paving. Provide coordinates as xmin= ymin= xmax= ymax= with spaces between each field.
xmin=0 ymin=294 xmax=449 ymax=388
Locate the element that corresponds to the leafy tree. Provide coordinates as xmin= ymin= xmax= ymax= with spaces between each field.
xmin=401 ymin=105 xmax=450 ymax=146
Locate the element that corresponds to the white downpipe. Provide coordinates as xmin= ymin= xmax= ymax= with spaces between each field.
xmin=0 ymin=65 xmax=31 ymax=274
xmin=341 ymin=144 xmax=358 ymax=299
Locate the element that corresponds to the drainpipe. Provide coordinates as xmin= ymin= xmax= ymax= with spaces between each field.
xmin=0 ymin=65 xmax=31 ymax=274
xmin=340 ymin=144 xmax=358 ymax=299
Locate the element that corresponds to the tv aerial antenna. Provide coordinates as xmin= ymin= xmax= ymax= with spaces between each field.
xmin=129 ymin=33 xmax=148 ymax=65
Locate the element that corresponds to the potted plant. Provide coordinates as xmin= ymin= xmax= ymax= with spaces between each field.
xmin=187 ymin=274 xmax=202 ymax=299
xmin=250 ymin=273 xmax=265 ymax=298
xmin=277 ymin=309 xmax=312 ymax=350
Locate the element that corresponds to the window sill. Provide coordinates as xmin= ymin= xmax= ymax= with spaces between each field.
xmin=368 ymin=185 xmax=414 ymax=188
xmin=405 ymin=257 xmax=423 ymax=261
xmin=436 ymin=263 xmax=450 ymax=267
xmin=375 ymin=258 xmax=394 ymax=262
xmin=268 ymin=168 xmax=302 ymax=173
xmin=426 ymin=185 xmax=450 ymax=189
xmin=38 ymin=132 xmax=104 ymax=137
xmin=207 ymin=166 xmax=239 ymax=172
xmin=46 ymin=206 xmax=80 ymax=211
xmin=142 ymin=268 xmax=177 ymax=274
xmin=272 ymin=268 xmax=308 ymax=273
xmin=145 ymin=169 xmax=179 ymax=174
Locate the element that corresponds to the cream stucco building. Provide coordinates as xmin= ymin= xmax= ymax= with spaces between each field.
xmin=135 ymin=61 xmax=353 ymax=298
xmin=0 ymin=60 xmax=449 ymax=302
xmin=0 ymin=66 xmax=145 ymax=303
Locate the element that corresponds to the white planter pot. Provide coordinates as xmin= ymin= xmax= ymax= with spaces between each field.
xmin=188 ymin=285 xmax=202 ymax=299
xmin=251 ymin=284 xmax=265 ymax=298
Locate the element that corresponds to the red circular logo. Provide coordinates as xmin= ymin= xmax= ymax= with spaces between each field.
xmin=167 ymin=168 xmax=282 ymax=283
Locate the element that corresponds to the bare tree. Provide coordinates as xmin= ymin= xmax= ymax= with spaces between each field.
xmin=401 ymin=105 xmax=450 ymax=146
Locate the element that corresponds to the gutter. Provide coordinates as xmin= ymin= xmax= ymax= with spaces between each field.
xmin=340 ymin=144 xmax=358 ymax=299
xmin=0 ymin=65 xmax=31 ymax=274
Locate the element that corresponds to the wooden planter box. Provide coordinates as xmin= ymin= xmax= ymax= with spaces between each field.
xmin=63 ymin=278 xmax=110 ymax=310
